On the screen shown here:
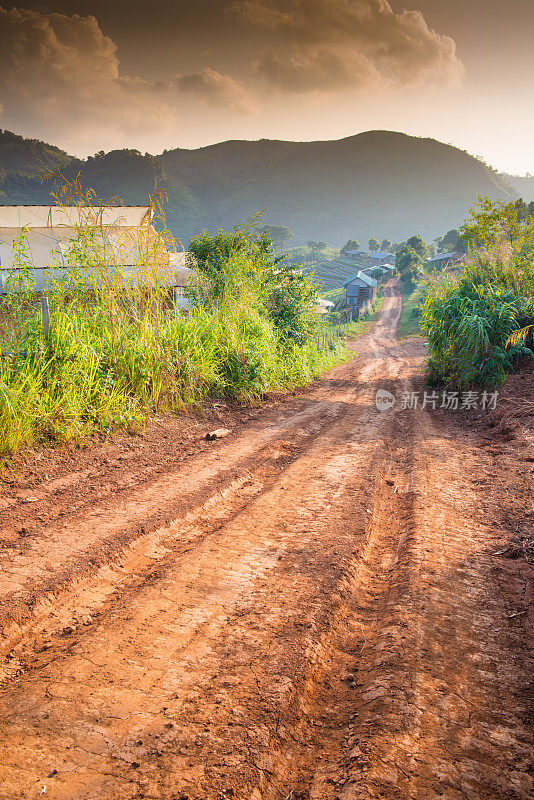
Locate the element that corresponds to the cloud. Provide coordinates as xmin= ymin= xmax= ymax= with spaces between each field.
xmin=0 ymin=5 xmax=255 ymax=147
xmin=167 ymin=68 xmax=259 ymax=113
xmin=233 ymin=0 xmax=463 ymax=92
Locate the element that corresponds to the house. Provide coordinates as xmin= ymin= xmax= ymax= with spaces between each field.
xmin=366 ymin=251 xmax=396 ymax=266
xmin=424 ymin=251 xmax=465 ymax=271
xmin=344 ymin=249 xmax=369 ymax=260
xmin=342 ymin=270 xmax=378 ymax=311
xmin=362 ymin=263 xmax=396 ymax=279
xmin=0 ymin=205 xmax=194 ymax=295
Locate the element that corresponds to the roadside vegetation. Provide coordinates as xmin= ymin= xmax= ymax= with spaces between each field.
xmin=326 ymin=289 xmax=385 ymax=338
xmin=422 ymin=199 xmax=534 ymax=388
xmin=398 ymin=283 xmax=425 ymax=339
xmin=0 ymin=193 xmax=343 ymax=458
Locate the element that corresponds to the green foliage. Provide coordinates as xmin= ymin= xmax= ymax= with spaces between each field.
xmin=307 ymin=240 xmax=327 ymax=253
xmin=188 ymin=226 xmax=276 ymax=301
xmin=341 ymin=238 xmax=360 ymax=254
xmin=0 ymin=207 xmax=339 ymax=457
xmin=380 ymin=238 xmax=393 ymax=252
xmin=368 ymin=238 xmax=379 ymax=252
xmin=422 ymin=279 xmax=530 ymax=388
xmin=422 ymin=200 xmax=534 ymax=388
xmin=395 ymin=244 xmax=422 ymax=287
xmin=398 ymin=284 xmax=426 ymax=339
xmin=459 ymin=197 xmax=534 ymax=248
xmin=189 ymin=225 xmax=319 ymax=346
xmin=406 ymin=235 xmax=428 ymax=259
xmin=259 ymin=225 xmax=293 ymax=250
xmin=437 ymin=228 xmax=465 ymax=253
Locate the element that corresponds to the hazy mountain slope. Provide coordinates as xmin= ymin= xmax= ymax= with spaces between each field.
xmin=158 ymin=132 xmax=514 ymax=245
xmin=0 ymin=129 xmax=517 ymax=246
xmin=503 ymin=173 xmax=534 ymax=202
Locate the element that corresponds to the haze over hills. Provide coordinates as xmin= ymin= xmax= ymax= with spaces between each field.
xmin=0 ymin=129 xmax=522 ymax=247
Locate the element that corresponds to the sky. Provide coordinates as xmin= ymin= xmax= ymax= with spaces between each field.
xmin=0 ymin=0 xmax=533 ymax=174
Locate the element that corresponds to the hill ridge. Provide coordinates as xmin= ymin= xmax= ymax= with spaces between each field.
xmin=0 ymin=129 xmax=518 ymax=246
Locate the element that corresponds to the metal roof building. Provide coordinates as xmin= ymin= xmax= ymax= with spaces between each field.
xmin=342 ymin=270 xmax=378 ymax=289
xmin=0 ymin=205 xmax=194 ymax=294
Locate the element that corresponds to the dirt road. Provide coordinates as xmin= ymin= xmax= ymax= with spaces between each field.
xmin=0 ymin=282 xmax=532 ymax=800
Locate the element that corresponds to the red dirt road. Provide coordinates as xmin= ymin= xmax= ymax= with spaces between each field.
xmin=0 ymin=283 xmax=532 ymax=800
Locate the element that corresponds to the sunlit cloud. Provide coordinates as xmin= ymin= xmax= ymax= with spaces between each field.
xmin=234 ymin=0 xmax=463 ymax=92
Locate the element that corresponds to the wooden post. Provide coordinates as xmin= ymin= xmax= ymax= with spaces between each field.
xmin=41 ymin=296 xmax=50 ymax=339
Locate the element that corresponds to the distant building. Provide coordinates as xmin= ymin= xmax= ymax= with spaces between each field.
xmin=424 ymin=251 xmax=465 ymax=270
xmin=0 ymin=205 xmax=194 ymax=295
xmin=342 ymin=270 xmax=378 ymax=311
xmin=344 ymin=249 xmax=369 ymax=260
xmin=362 ymin=263 xmax=396 ymax=279
xmin=367 ymin=251 xmax=396 ymax=266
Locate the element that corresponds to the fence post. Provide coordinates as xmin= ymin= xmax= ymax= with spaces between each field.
xmin=41 ymin=296 xmax=50 ymax=339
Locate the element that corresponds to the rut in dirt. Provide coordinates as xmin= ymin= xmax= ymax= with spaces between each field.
xmin=0 ymin=282 xmax=532 ymax=800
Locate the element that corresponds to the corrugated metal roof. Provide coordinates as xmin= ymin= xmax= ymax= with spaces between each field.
xmin=426 ymin=251 xmax=462 ymax=262
xmin=342 ymin=270 xmax=378 ymax=288
xmin=369 ymin=251 xmax=394 ymax=260
xmin=0 ymin=207 xmax=194 ymax=293
xmin=0 ymin=205 xmax=152 ymax=228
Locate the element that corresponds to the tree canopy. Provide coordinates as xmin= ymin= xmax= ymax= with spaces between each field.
xmin=259 ymin=225 xmax=293 ymax=251
xmin=307 ymin=240 xmax=327 ymax=253
xmin=341 ymin=238 xmax=360 ymax=253
xmin=406 ymin=235 xmax=428 ymax=259
xmin=395 ymin=244 xmax=422 ymax=287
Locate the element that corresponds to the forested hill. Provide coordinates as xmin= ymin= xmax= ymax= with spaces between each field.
xmin=0 ymin=129 xmax=518 ymax=246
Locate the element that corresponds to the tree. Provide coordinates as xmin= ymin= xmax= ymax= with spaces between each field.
xmin=439 ymin=229 xmax=465 ymax=253
xmin=406 ymin=235 xmax=428 ymax=259
xmin=341 ymin=238 xmax=360 ymax=253
xmin=307 ymin=240 xmax=327 ymax=254
xmin=380 ymin=238 xmax=392 ymax=252
xmin=259 ymin=225 xmax=293 ymax=251
xmin=188 ymin=228 xmax=318 ymax=345
xmin=257 ymin=225 xmax=293 ymax=251
xmin=189 ymin=228 xmax=278 ymax=299
xmin=368 ymin=237 xmax=379 ymax=252
xmin=459 ymin=198 xmax=530 ymax=247
xmin=395 ymin=244 xmax=422 ymax=287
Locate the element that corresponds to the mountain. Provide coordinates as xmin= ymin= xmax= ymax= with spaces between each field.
xmin=502 ymin=173 xmax=534 ymax=203
xmin=0 ymin=129 xmax=519 ymax=247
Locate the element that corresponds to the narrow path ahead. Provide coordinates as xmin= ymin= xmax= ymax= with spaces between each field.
xmin=0 ymin=283 xmax=532 ymax=800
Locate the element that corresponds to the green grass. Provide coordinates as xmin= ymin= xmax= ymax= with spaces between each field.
xmin=397 ymin=283 xmax=425 ymax=339
xmin=326 ymin=293 xmax=385 ymax=340
xmin=0 ymin=212 xmax=345 ymax=459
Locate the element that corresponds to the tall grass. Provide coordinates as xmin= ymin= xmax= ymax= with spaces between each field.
xmin=421 ymin=203 xmax=534 ymax=388
xmin=0 ymin=192 xmax=342 ymax=457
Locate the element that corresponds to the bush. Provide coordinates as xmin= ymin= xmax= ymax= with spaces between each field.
xmin=0 ymin=211 xmax=342 ymax=457
xmin=421 ymin=247 xmax=534 ymax=388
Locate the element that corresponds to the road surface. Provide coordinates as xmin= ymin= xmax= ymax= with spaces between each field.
xmin=0 ymin=282 xmax=532 ymax=800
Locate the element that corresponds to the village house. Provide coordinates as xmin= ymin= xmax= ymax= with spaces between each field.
xmin=342 ymin=270 xmax=378 ymax=313
xmin=344 ymin=249 xmax=368 ymax=260
xmin=362 ymin=263 xmax=396 ymax=280
xmin=366 ymin=251 xmax=396 ymax=267
xmin=424 ymin=250 xmax=465 ymax=271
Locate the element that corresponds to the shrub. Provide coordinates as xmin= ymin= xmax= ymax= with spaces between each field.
xmin=0 ymin=205 xmax=341 ymax=457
